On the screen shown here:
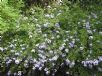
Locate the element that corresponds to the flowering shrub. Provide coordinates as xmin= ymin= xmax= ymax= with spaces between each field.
xmin=0 ymin=0 xmax=102 ymax=76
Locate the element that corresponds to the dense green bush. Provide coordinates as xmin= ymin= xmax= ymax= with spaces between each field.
xmin=0 ymin=0 xmax=23 ymax=34
xmin=0 ymin=0 xmax=102 ymax=76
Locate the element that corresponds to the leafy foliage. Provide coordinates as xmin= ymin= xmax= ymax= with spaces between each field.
xmin=0 ymin=0 xmax=102 ymax=76
xmin=0 ymin=0 xmax=22 ymax=34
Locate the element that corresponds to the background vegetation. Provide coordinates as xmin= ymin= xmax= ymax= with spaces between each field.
xmin=0 ymin=0 xmax=102 ymax=76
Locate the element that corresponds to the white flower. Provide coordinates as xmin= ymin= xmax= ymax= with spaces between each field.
xmin=23 ymin=17 xmax=28 ymax=20
xmin=32 ymin=66 xmax=36 ymax=70
xmin=35 ymin=44 xmax=39 ymax=47
xmin=89 ymin=43 xmax=93 ymax=47
xmin=66 ymin=72 xmax=69 ymax=74
xmin=52 ymin=63 xmax=55 ymax=66
xmin=15 ymin=59 xmax=20 ymax=64
xmin=86 ymin=21 xmax=90 ymax=29
xmin=70 ymin=36 xmax=73 ymax=39
xmin=72 ymin=39 xmax=75 ymax=43
xmin=54 ymin=69 xmax=57 ymax=72
xmin=38 ymin=50 xmax=44 ymax=53
xmin=12 ymin=57 xmax=16 ymax=60
xmin=46 ymin=71 xmax=50 ymax=75
xmin=89 ymin=64 xmax=93 ymax=69
xmin=51 ymin=36 xmax=55 ymax=39
xmin=43 ymin=34 xmax=47 ymax=37
xmin=33 ymin=59 xmax=37 ymax=62
xmin=18 ymin=71 xmax=22 ymax=76
xmin=29 ymin=35 xmax=33 ymax=38
xmin=98 ymin=67 xmax=102 ymax=72
xmin=49 ymin=50 xmax=53 ymax=54
xmin=39 ymin=54 xmax=46 ymax=59
xmin=44 ymin=68 xmax=48 ymax=71
xmin=59 ymin=45 xmax=65 ymax=50
xmin=7 ymin=71 xmax=11 ymax=76
xmin=44 ymin=22 xmax=49 ymax=27
xmin=45 ymin=14 xmax=50 ymax=18
xmin=10 ymin=50 xmax=14 ymax=52
xmin=6 ymin=59 xmax=12 ymax=64
xmin=45 ymin=14 xmax=54 ymax=18
xmin=82 ymin=20 xmax=86 ymax=22
xmin=93 ymin=59 xmax=99 ymax=65
xmin=14 ymin=73 xmax=17 ymax=76
xmin=45 ymin=38 xmax=51 ymax=44
xmin=56 ymin=30 xmax=60 ymax=33
xmin=57 ymin=0 xmax=63 ymax=5
xmin=52 ymin=55 xmax=58 ymax=61
xmin=34 ymin=18 xmax=38 ymax=21
xmin=98 ymin=56 xmax=102 ymax=62
xmin=65 ymin=31 xmax=70 ymax=33
xmin=89 ymin=36 xmax=93 ymax=39
xmin=80 ymin=47 xmax=84 ymax=50
xmin=87 ymin=30 xmax=93 ymax=34
xmin=36 ymin=24 xmax=41 ymax=28
xmin=69 ymin=42 xmax=74 ymax=48
xmin=69 ymin=61 xmax=75 ymax=68
xmin=31 ymin=49 xmax=35 ymax=53
xmin=63 ymin=39 xmax=67 ymax=42
xmin=61 ymin=63 xmax=64 ymax=66
xmin=93 ymin=29 xmax=96 ymax=32
xmin=20 ymin=44 xmax=23 ymax=47
xmin=56 ymin=35 xmax=60 ymax=38
xmin=38 ymin=67 xmax=42 ymax=70
xmin=50 ymin=14 xmax=54 ymax=18
xmin=15 ymin=52 xmax=20 ymax=56
xmin=76 ymin=38 xmax=80 ymax=41
xmin=65 ymin=49 xmax=69 ymax=53
xmin=78 ymin=22 xmax=80 ymax=24
xmin=91 ymin=12 xmax=97 ymax=18
xmin=25 ymin=60 xmax=28 ymax=63
xmin=55 ymin=23 xmax=60 ymax=27
xmin=35 ymin=64 xmax=40 ymax=68
xmin=89 ymin=50 xmax=92 ymax=54
xmin=83 ymin=62 xmax=87 ymax=67
xmin=9 ymin=44 xmax=14 ymax=48
xmin=52 ymin=73 xmax=55 ymax=76
xmin=99 ymin=32 xmax=102 ymax=35
xmin=39 ymin=59 xmax=45 ymax=63
xmin=57 ymin=13 xmax=61 ymax=16
xmin=82 ymin=61 xmax=87 ymax=67
xmin=20 ymin=50 xmax=22 ymax=53
xmin=39 ymin=43 xmax=47 ymax=49
xmin=0 ymin=47 xmax=4 ymax=51
xmin=31 ymin=10 xmax=35 ymax=14
xmin=47 ymin=5 xmax=51 ymax=8
xmin=61 ymin=54 xmax=66 ymax=57
xmin=24 ymin=63 xmax=28 ymax=68
xmin=65 ymin=59 xmax=70 ymax=65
